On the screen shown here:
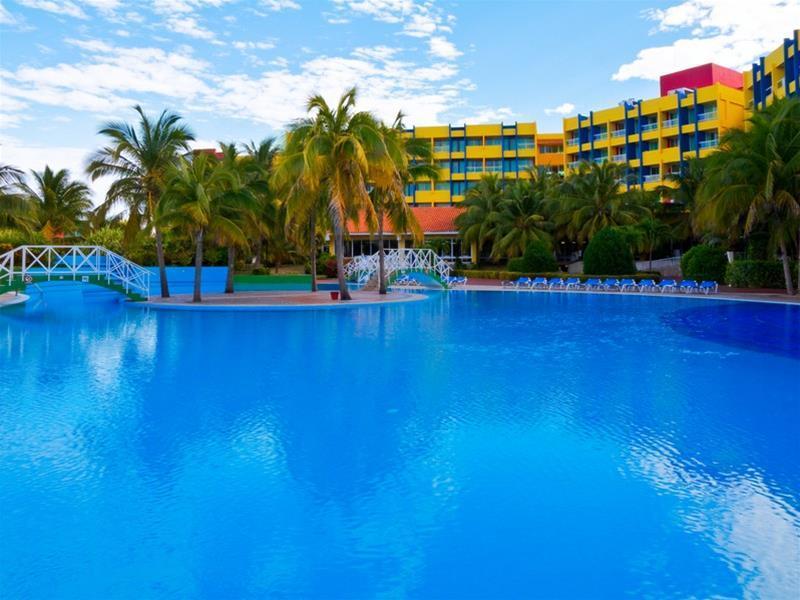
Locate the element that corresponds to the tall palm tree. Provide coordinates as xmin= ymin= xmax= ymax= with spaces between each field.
xmin=273 ymin=87 xmax=387 ymax=300
xmin=159 ymin=153 xmax=241 ymax=302
xmin=656 ymin=157 xmax=704 ymax=245
xmin=370 ymin=114 xmax=434 ymax=294
xmin=696 ymin=97 xmax=800 ymax=294
xmin=87 ymin=105 xmax=195 ymax=298
xmin=21 ymin=166 xmax=92 ymax=239
xmin=629 ymin=217 xmax=671 ymax=271
xmin=555 ymin=161 xmax=648 ymax=244
xmin=0 ymin=164 xmax=34 ymax=233
xmin=455 ymin=174 xmax=505 ymax=261
xmin=242 ymin=138 xmax=280 ymax=271
xmin=491 ymin=169 xmax=553 ymax=259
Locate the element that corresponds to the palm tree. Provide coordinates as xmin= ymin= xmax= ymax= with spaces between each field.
xmin=273 ymin=88 xmax=387 ymax=300
xmin=491 ymin=169 xmax=553 ymax=259
xmin=656 ymin=157 xmax=704 ymax=245
xmin=555 ymin=161 xmax=649 ymax=244
xmin=697 ymin=97 xmax=800 ymax=294
xmin=159 ymin=153 xmax=233 ymax=302
xmin=87 ymin=105 xmax=195 ymax=298
xmin=21 ymin=166 xmax=92 ymax=239
xmin=455 ymin=174 xmax=505 ymax=261
xmin=0 ymin=164 xmax=34 ymax=233
xmin=241 ymin=138 xmax=280 ymax=271
xmin=370 ymin=114 xmax=434 ymax=294
xmin=629 ymin=217 xmax=671 ymax=271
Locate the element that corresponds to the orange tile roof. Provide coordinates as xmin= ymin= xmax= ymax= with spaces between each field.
xmin=348 ymin=206 xmax=463 ymax=235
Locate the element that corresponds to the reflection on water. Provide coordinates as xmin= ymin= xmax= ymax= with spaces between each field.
xmin=1 ymin=289 xmax=798 ymax=598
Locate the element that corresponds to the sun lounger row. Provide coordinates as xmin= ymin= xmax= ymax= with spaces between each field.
xmin=393 ymin=275 xmax=422 ymax=288
xmin=501 ymin=277 xmax=718 ymax=294
xmin=444 ymin=276 xmax=468 ymax=289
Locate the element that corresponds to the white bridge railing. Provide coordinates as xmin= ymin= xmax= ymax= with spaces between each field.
xmin=345 ymin=248 xmax=451 ymax=285
xmin=0 ymin=245 xmax=151 ymax=298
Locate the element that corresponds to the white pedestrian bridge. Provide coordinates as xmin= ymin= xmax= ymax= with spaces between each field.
xmin=0 ymin=245 xmax=151 ymax=299
xmin=344 ymin=248 xmax=452 ymax=286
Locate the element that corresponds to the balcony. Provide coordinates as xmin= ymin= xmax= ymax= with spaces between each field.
xmin=641 ymin=122 xmax=658 ymax=132
xmin=566 ymin=137 xmax=580 ymax=147
xmin=593 ymin=133 xmax=608 ymax=142
xmin=699 ymin=138 xmax=718 ymax=149
xmin=568 ymin=161 xmax=580 ymax=169
xmin=611 ymin=129 xmax=626 ymax=138
xmin=643 ymin=174 xmax=661 ymax=183
xmin=662 ymin=118 xmax=678 ymax=128
xmin=593 ymin=157 xmax=608 ymax=164
xmin=611 ymin=154 xmax=626 ymax=163
xmin=697 ymin=111 xmax=718 ymax=122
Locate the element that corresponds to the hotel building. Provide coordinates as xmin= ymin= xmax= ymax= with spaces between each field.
xmin=744 ymin=29 xmax=800 ymax=112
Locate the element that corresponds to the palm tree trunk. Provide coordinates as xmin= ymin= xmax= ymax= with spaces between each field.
xmin=154 ymin=227 xmax=170 ymax=298
xmin=254 ymin=236 xmax=263 ymax=268
xmin=225 ymin=245 xmax=235 ymax=294
xmin=648 ymin=243 xmax=653 ymax=272
xmin=779 ymin=239 xmax=794 ymax=295
xmin=333 ymin=220 xmax=351 ymax=301
xmin=309 ymin=212 xmax=318 ymax=292
xmin=193 ymin=228 xmax=204 ymax=303
xmin=378 ymin=207 xmax=386 ymax=295
xmin=796 ymin=228 xmax=800 ymax=296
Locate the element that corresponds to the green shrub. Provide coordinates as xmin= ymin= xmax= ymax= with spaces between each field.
xmin=726 ymin=260 xmax=798 ymax=289
xmin=0 ymin=228 xmax=43 ymax=247
xmin=507 ymin=257 xmax=526 ymax=272
xmin=84 ymin=226 xmax=124 ymax=254
xmin=582 ymin=228 xmax=635 ymax=275
xmin=252 ymin=266 xmax=270 ymax=276
xmin=523 ymin=240 xmax=558 ymax=272
xmin=681 ymin=245 xmax=727 ymax=282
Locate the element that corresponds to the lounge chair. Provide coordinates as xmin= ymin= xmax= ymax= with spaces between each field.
xmin=658 ymin=279 xmax=677 ymax=293
xmin=700 ymin=280 xmax=718 ymax=295
xmin=602 ymin=278 xmax=620 ymax=291
xmin=584 ymin=278 xmax=603 ymax=290
xmin=531 ymin=277 xmax=549 ymax=289
xmin=564 ymin=277 xmax=582 ymax=290
xmin=502 ymin=276 xmax=532 ymax=289
xmin=679 ymin=280 xmax=699 ymax=293
xmin=638 ymin=279 xmax=657 ymax=292
xmin=549 ymin=278 xmax=566 ymax=290
xmin=619 ymin=278 xmax=637 ymax=292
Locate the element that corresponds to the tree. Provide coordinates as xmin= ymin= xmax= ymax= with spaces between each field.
xmin=554 ymin=161 xmax=649 ymax=244
xmin=273 ymin=88 xmax=387 ymax=300
xmin=490 ymin=168 xmax=553 ymax=259
xmin=241 ymin=138 xmax=280 ymax=272
xmin=370 ymin=114 xmax=433 ymax=294
xmin=455 ymin=174 xmax=505 ymax=260
xmin=21 ymin=166 xmax=92 ymax=239
xmin=656 ymin=157 xmax=704 ymax=245
xmin=582 ymin=227 xmax=636 ymax=275
xmin=696 ymin=97 xmax=800 ymax=294
xmin=0 ymin=164 xmax=34 ymax=233
xmin=159 ymin=153 xmax=239 ymax=302
xmin=630 ymin=217 xmax=671 ymax=271
xmin=87 ymin=105 xmax=195 ymax=298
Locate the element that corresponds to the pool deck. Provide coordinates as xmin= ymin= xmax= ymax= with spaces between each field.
xmin=0 ymin=292 xmax=29 ymax=308
xmin=136 ymin=290 xmax=427 ymax=311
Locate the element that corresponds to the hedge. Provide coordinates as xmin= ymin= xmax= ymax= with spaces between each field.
xmin=583 ymin=228 xmax=636 ymax=275
xmin=507 ymin=240 xmax=557 ymax=273
xmin=681 ymin=245 xmax=728 ymax=282
xmin=726 ymin=260 xmax=798 ymax=289
xmin=452 ymin=269 xmax=662 ymax=281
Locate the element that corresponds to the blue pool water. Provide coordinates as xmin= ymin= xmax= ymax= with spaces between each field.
xmin=1 ymin=280 xmax=799 ymax=598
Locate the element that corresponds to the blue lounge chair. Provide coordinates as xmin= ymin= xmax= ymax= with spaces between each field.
xmin=700 ymin=280 xmax=718 ymax=294
xmin=531 ymin=277 xmax=549 ymax=289
xmin=564 ymin=277 xmax=582 ymax=290
xmin=584 ymin=278 xmax=603 ymax=290
xmin=638 ymin=279 xmax=657 ymax=292
xmin=619 ymin=278 xmax=637 ymax=292
xmin=549 ymin=278 xmax=565 ymax=290
xmin=602 ymin=278 xmax=620 ymax=290
xmin=658 ymin=279 xmax=677 ymax=293
xmin=502 ymin=276 xmax=532 ymax=289
xmin=445 ymin=276 xmax=467 ymax=288
xmin=679 ymin=279 xmax=699 ymax=293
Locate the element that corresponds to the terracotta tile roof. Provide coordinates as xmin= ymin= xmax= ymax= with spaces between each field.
xmin=348 ymin=206 xmax=463 ymax=235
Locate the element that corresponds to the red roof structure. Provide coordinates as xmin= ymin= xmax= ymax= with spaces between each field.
xmin=659 ymin=63 xmax=743 ymax=96
xmin=348 ymin=206 xmax=463 ymax=235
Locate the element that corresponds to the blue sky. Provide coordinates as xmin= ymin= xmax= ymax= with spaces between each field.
xmin=0 ymin=0 xmax=798 ymax=199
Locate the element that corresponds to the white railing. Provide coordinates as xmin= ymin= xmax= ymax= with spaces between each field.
xmin=0 ymin=245 xmax=151 ymax=298
xmin=662 ymin=118 xmax=678 ymax=128
xmin=697 ymin=111 xmax=718 ymax=122
xmin=344 ymin=249 xmax=452 ymax=286
xmin=612 ymin=155 xmax=626 ymax=162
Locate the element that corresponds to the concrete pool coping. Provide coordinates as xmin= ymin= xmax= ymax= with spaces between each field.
xmin=0 ymin=292 xmax=29 ymax=308
xmin=128 ymin=290 xmax=429 ymax=311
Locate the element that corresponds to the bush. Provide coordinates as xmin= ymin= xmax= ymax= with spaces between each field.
xmin=681 ymin=244 xmax=727 ymax=282
xmin=323 ymin=257 xmax=338 ymax=278
xmin=0 ymin=228 xmax=43 ymax=248
xmin=726 ymin=260 xmax=798 ymax=289
xmin=507 ymin=257 xmax=527 ymax=272
xmin=85 ymin=226 xmax=124 ymax=254
xmin=582 ymin=228 xmax=635 ymax=275
xmin=252 ymin=266 xmax=270 ymax=276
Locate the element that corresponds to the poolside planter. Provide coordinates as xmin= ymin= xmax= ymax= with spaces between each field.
xmin=330 ymin=291 xmax=339 ymax=300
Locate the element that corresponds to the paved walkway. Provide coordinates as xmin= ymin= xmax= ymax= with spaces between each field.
xmin=0 ymin=292 xmax=28 ymax=308
xmin=141 ymin=290 xmax=426 ymax=309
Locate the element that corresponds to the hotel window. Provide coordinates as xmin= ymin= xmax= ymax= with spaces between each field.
xmin=434 ymin=181 xmax=450 ymax=191
xmin=518 ymin=158 xmax=533 ymax=169
xmin=502 ymin=137 xmax=517 ymax=151
xmin=465 ymin=181 xmax=478 ymax=192
xmin=450 ymin=159 xmax=465 ymax=173
xmin=502 ymin=158 xmax=517 ymax=172
xmin=517 ymin=136 xmax=535 ymax=149
xmin=485 ymin=159 xmax=501 ymax=172
xmin=642 ymin=139 xmax=659 ymax=152
xmin=538 ymin=144 xmax=563 ymax=153
xmin=433 ymin=139 xmax=450 ymax=153
xmin=465 ymin=137 xmax=483 ymax=147
xmin=450 ymin=138 xmax=465 ymax=152
xmin=452 ymin=181 xmax=466 ymax=195
xmin=466 ymin=160 xmax=483 ymax=173
xmin=404 ymin=183 xmax=414 ymax=195
xmin=416 ymin=181 xmax=432 ymax=191
xmin=485 ymin=137 xmax=502 ymax=146
xmin=436 ymin=160 xmax=450 ymax=171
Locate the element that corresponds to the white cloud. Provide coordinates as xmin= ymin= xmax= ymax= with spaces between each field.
xmin=260 ymin=0 xmax=299 ymax=10
xmin=428 ymin=36 xmax=461 ymax=60
xmin=544 ymin=102 xmax=575 ymax=117
xmin=0 ymin=1 xmax=19 ymax=24
xmin=613 ymin=0 xmax=800 ymax=81
xmin=232 ymin=40 xmax=275 ymax=51
xmin=456 ymin=106 xmax=514 ymax=124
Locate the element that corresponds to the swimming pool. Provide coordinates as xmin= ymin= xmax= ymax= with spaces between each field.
xmin=1 ymin=283 xmax=798 ymax=598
